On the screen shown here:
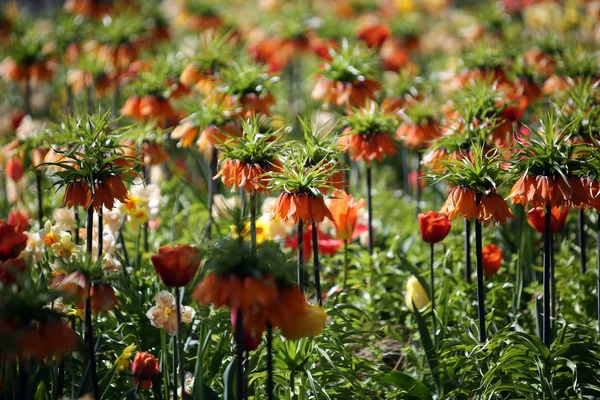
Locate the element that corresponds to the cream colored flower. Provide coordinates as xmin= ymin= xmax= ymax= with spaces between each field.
xmin=40 ymin=221 xmax=61 ymax=247
xmin=146 ymin=291 xmax=195 ymax=336
xmin=51 ymin=232 xmax=81 ymax=259
xmin=23 ymin=231 xmax=44 ymax=262
xmin=405 ymin=276 xmax=430 ymax=312
xmin=52 ymin=209 xmax=75 ymax=231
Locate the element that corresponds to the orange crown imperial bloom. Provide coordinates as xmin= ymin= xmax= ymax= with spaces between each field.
xmin=61 ymin=181 xmax=92 ymax=210
xmin=215 ymin=159 xmax=274 ymax=194
xmin=130 ymin=352 xmax=159 ymax=390
xmin=92 ymin=175 xmax=129 ymax=211
xmin=151 ymin=245 xmax=202 ymax=288
xmin=18 ymin=321 xmax=78 ymax=361
xmin=272 ymin=192 xmax=333 ymax=225
xmin=193 ymin=273 xmax=278 ymax=312
xmin=397 ymin=121 xmax=439 ymax=151
xmin=509 ymin=174 xmax=582 ymax=209
xmin=441 ymin=187 xmax=477 ymax=220
xmin=418 ymin=211 xmax=452 ymax=244
xmin=527 ymin=206 xmax=569 ymax=234
xmin=482 ymin=244 xmax=502 ymax=278
xmin=171 ymin=121 xmax=199 ymax=148
xmin=342 ymin=132 xmax=397 ymax=164
xmin=328 ymin=190 xmax=365 ymax=241
xmin=52 ymin=271 xmax=89 ymax=300
xmin=90 ymin=283 xmax=119 ymax=313
xmin=477 ymin=193 xmax=515 ymax=225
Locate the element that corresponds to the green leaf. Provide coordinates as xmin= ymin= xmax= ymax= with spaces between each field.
xmin=413 ymin=301 xmax=440 ymax=390
xmin=377 ymin=371 xmax=432 ymax=400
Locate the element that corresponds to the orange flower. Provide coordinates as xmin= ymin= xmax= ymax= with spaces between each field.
xmin=6 ymin=157 xmax=24 ymax=182
xmin=151 ymin=245 xmax=202 ymax=287
xmin=272 ymin=192 xmax=333 ymax=225
xmin=527 ymin=206 xmax=569 ymax=234
xmin=357 ymin=24 xmax=391 ymax=48
xmin=92 ymin=175 xmax=129 ymax=211
xmin=8 ymin=209 xmax=29 ymax=233
xmin=328 ymin=190 xmax=365 ymax=240
xmin=214 ymin=159 xmax=273 ymax=194
xmin=121 ymin=96 xmax=142 ymax=120
xmin=171 ymin=121 xmax=199 ymax=148
xmin=131 ymin=352 xmax=158 ymax=390
xmin=441 ymin=187 xmax=477 ymax=220
xmin=312 ymin=77 xmax=380 ymax=107
xmin=239 ymin=91 xmax=276 ymax=118
xmin=421 ymin=147 xmax=448 ymax=173
xmin=477 ymin=193 xmax=515 ymax=225
xmin=90 ymin=283 xmax=119 ymax=312
xmin=396 ymin=121 xmax=439 ymax=150
xmin=18 ymin=321 xmax=78 ymax=361
xmin=418 ymin=211 xmax=451 ymax=244
xmin=61 ymin=181 xmax=92 ymax=210
xmin=342 ymin=132 xmax=397 ymax=164
xmin=141 ymin=142 xmax=169 ymax=166
xmin=52 ymin=271 xmax=89 ymax=300
xmin=482 ymin=244 xmax=502 ymax=278
xmin=509 ymin=174 xmax=586 ymax=209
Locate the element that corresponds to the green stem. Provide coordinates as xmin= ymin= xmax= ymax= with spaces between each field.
xmin=342 ymin=240 xmax=349 ymax=289
xmin=175 ymin=288 xmax=185 ymax=396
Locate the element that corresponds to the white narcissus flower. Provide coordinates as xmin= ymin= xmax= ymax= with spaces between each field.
xmin=146 ymin=291 xmax=195 ymax=336
xmin=51 ymin=232 xmax=81 ymax=259
xmin=23 ymin=231 xmax=44 ymax=262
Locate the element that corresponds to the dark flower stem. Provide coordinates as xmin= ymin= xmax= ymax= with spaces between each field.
xmin=235 ymin=308 xmax=245 ymax=400
xmin=74 ymin=207 xmax=80 ymax=244
xmin=366 ymin=164 xmax=373 ymax=255
xmin=142 ymin=165 xmax=149 ymax=252
xmin=312 ymin=222 xmax=322 ymax=306
xmin=415 ymin=153 xmax=422 ymax=215
xmin=37 ymin=174 xmax=43 ymax=228
xmin=18 ymin=361 xmax=28 ymax=400
xmin=97 ymin=208 xmax=103 ymax=258
xmin=475 ymin=194 xmax=486 ymax=342
xmin=297 ymin=224 xmax=304 ymax=290
xmin=543 ymin=205 xmax=552 ymax=347
xmin=465 ymin=219 xmax=472 ymax=284
xmin=175 ymin=288 xmax=185 ymax=397
xmin=430 ymin=243 xmax=436 ymax=343
xmin=250 ymin=194 xmax=257 ymax=250
xmin=266 ymin=323 xmax=273 ymax=400
xmin=401 ymin=145 xmax=410 ymax=197
xmin=87 ymin=207 xmax=93 ymax=254
xmin=85 ymin=207 xmax=100 ymax=400
xmin=597 ymin=212 xmax=600 ymax=333
xmin=344 ymin=152 xmax=350 ymax=190
xmin=579 ymin=209 xmax=586 ymax=273
xmin=551 ymin=235 xmax=556 ymax=326
xmin=342 ymin=240 xmax=349 ymax=289
xmin=205 ymin=147 xmax=219 ymax=238
xmin=56 ymin=358 xmax=65 ymax=399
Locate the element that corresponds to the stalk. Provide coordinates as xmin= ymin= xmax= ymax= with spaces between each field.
xmin=74 ymin=207 xmax=80 ymax=244
xmin=175 ymin=288 xmax=185 ymax=396
xmin=366 ymin=164 xmax=373 ymax=255
xmin=235 ymin=309 xmax=245 ymax=400
xmin=430 ymin=243 xmax=436 ymax=343
xmin=543 ymin=205 xmax=552 ymax=347
xmin=597 ymin=212 xmax=600 ymax=333
xmin=297 ymin=224 xmax=304 ymax=290
xmin=342 ymin=240 xmax=349 ymax=289
xmin=85 ymin=207 xmax=100 ymax=399
xmin=475 ymin=194 xmax=486 ymax=342
xmin=142 ymin=165 xmax=149 ymax=252
xmin=266 ymin=323 xmax=273 ymax=400
xmin=250 ymin=193 xmax=257 ymax=250
xmin=344 ymin=152 xmax=350 ymax=191
xmin=205 ymin=147 xmax=219 ymax=238
xmin=401 ymin=145 xmax=410 ymax=197
xmin=312 ymin=222 xmax=322 ymax=305
xmin=579 ymin=209 xmax=587 ymax=273
xmin=37 ymin=174 xmax=43 ymax=228
xmin=465 ymin=219 xmax=472 ymax=284
xmin=97 ymin=208 xmax=103 ymax=258
xmin=415 ymin=153 xmax=422 ymax=215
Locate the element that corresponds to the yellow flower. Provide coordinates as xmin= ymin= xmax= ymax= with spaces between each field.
xmin=67 ymin=307 xmax=85 ymax=321
xmin=230 ymin=219 xmax=271 ymax=244
xmin=51 ymin=232 xmax=81 ymax=259
xmin=405 ymin=276 xmax=430 ymax=312
xmin=40 ymin=221 xmax=61 ymax=247
xmin=115 ymin=343 xmax=137 ymax=374
xmin=394 ymin=0 xmax=416 ymax=13
xmin=280 ymin=305 xmax=327 ymax=340
xmin=121 ymin=195 xmax=149 ymax=224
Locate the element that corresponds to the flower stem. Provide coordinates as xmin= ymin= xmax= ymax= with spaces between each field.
xmin=175 ymin=288 xmax=185 ymax=397
xmin=344 ymin=151 xmax=351 ymax=191
xmin=401 ymin=145 xmax=410 ymax=197
xmin=205 ymin=147 xmax=219 ymax=238
xmin=235 ymin=308 xmax=245 ymax=400
xmin=464 ymin=219 xmax=472 ymax=284
xmin=142 ymin=165 xmax=149 ymax=253
xmin=415 ymin=152 xmax=422 ymax=215
xmin=430 ymin=242 xmax=436 ymax=343
xmin=366 ymin=164 xmax=373 ymax=255
xmin=250 ymin=193 xmax=257 ymax=251
xmin=37 ymin=174 xmax=43 ymax=228
xmin=475 ymin=194 xmax=486 ymax=342
xmin=297 ymin=223 xmax=304 ymax=290
xmin=87 ymin=207 xmax=94 ymax=255
xmin=597 ymin=212 xmax=600 ymax=334
xmin=579 ymin=209 xmax=587 ymax=273
xmin=543 ymin=204 xmax=552 ymax=347
xmin=97 ymin=208 xmax=103 ymax=258
xmin=74 ymin=206 xmax=80 ymax=245
xmin=266 ymin=323 xmax=273 ymax=400
xmin=342 ymin=240 xmax=349 ymax=290
xmin=312 ymin=222 xmax=322 ymax=305
xmin=85 ymin=295 xmax=100 ymax=400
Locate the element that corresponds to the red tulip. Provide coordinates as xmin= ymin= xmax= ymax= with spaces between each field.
xmin=527 ymin=206 xmax=569 ymax=234
xmin=6 ymin=157 xmax=23 ymax=182
xmin=482 ymin=244 xmax=502 ymax=278
xmin=8 ymin=210 xmax=29 ymax=233
xmin=418 ymin=211 xmax=452 ymax=244
xmin=151 ymin=245 xmax=202 ymax=287
xmin=90 ymin=283 xmax=119 ymax=312
xmin=0 ymin=221 xmax=27 ymax=261
xmin=131 ymin=352 xmax=158 ymax=390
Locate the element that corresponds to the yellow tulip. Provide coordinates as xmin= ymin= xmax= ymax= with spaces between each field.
xmin=405 ymin=276 xmax=430 ymax=312
xmin=281 ymin=305 xmax=327 ymax=340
